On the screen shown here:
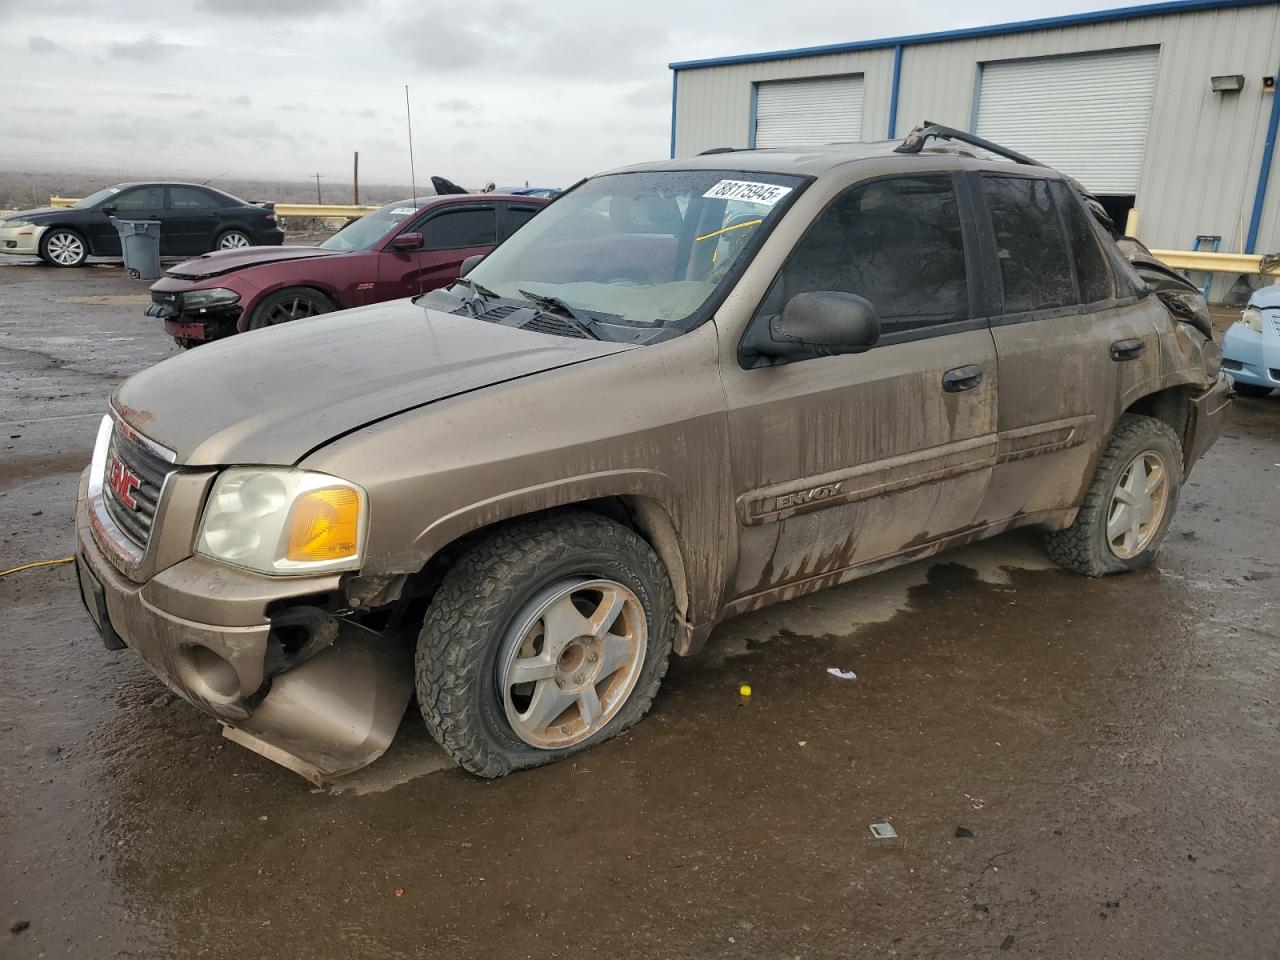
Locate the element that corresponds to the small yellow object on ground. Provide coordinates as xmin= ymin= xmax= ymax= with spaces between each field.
xmin=739 ymin=684 xmax=752 ymax=697
xmin=0 ymin=557 xmax=75 ymax=579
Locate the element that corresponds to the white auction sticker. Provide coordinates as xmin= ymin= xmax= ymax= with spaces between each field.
xmin=390 ymin=207 xmax=416 ymax=215
xmin=702 ymin=180 xmax=792 ymax=206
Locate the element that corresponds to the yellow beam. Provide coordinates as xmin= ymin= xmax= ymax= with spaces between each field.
xmin=1149 ymin=249 xmax=1278 ymax=274
xmin=48 ymin=197 xmax=379 ymax=218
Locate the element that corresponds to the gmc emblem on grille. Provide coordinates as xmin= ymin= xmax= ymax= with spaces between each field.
xmin=107 ymin=457 xmax=142 ymax=510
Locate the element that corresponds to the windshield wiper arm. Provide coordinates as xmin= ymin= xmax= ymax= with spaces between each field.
xmin=517 ymin=288 xmax=601 ymax=340
xmin=450 ymin=277 xmax=498 ymax=316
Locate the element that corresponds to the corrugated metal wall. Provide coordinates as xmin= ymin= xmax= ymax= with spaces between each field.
xmin=673 ymin=4 xmax=1280 ymax=260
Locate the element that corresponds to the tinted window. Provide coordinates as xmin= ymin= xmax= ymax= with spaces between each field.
xmin=758 ymin=176 xmax=970 ymax=336
xmin=423 ymin=208 xmax=496 ymax=250
xmin=112 ymin=186 xmax=165 ymax=211
xmin=505 ymin=205 xmax=541 ymax=237
xmin=168 ymin=187 xmax=220 ymax=210
xmin=983 ymin=177 xmax=1074 ymax=314
xmin=1053 ymin=182 xmax=1114 ymax=304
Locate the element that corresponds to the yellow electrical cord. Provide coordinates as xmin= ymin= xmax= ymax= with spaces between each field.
xmin=0 ymin=557 xmax=75 ymax=579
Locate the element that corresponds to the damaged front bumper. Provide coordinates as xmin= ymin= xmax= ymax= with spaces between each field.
xmin=74 ymin=469 xmax=413 ymax=784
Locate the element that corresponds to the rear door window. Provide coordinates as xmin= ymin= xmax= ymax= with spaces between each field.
xmin=503 ymin=204 xmax=542 ymax=238
xmin=1052 ymin=183 xmax=1115 ymax=304
xmin=423 ymin=207 xmax=497 ymax=250
xmin=167 ymin=186 xmax=221 ymax=210
xmin=981 ymin=176 xmax=1075 ymax=314
xmin=756 ymin=175 xmax=971 ymax=337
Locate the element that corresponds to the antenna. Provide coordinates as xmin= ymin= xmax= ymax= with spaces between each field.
xmin=405 ymin=85 xmax=419 ymax=204
xmin=201 ymin=170 xmax=228 ymax=186
xmin=405 ymin=84 xmax=425 ymax=299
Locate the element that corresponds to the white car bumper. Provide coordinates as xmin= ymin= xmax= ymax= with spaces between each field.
xmin=0 ymin=221 xmax=47 ymax=256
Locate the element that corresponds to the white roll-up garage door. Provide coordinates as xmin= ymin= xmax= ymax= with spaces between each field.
xmin=975 ymin=47 xmax=1160 ymax=195
xmin=753 ymin=74 xmax=864 ymax=148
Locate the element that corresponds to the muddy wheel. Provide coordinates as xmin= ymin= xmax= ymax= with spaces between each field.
xmin=40 ymin=227 xmax=88 ymax=267
xmin=1233 ymin=382 xmax=1273 ymax=398
xmin=1045 ymin=413 xmax=1182 ymax=577
xmin=415 ymin=511 xmax=676 ymax=778
xmin=246 ymin=288 xmax=334 ymax=330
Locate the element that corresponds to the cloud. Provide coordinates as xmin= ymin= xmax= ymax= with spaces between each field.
xmin=184 ymin=109 xmax=212 ymax=121
xmin=621 ymin=81 xmax=670 ymax=108
xmin=230 ymin=94 xmax=251 ymax=108
xmin=12 ymin=105 xmax=76 ymax=116
xmin=197 ymin=0 xmax=354 ymax=15
xmin=107 ymin=34 xmax=181 ymax=61
xmin=28 ymin=35 xmax=61 ymax=54
xmin=149 ymin=91 xmax=194 ymax=101
xmin=437 ymin=98 xmax=477 ymax=113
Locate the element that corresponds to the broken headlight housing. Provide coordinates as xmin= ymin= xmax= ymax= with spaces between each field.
xmin=196 ymin=468 xmax=367 ymax=575
xmin=1241 ymin=306 xmax=1263 ymax=333
xmin=182 ymin=287 xmax=241 ymax=312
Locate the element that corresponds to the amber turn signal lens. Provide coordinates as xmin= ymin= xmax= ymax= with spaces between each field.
xmin=286 ymin=487 xmax=361 ymax=562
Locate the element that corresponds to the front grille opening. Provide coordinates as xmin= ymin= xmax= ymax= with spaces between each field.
xmin=102 ymin=426 xmax=174 ymax=548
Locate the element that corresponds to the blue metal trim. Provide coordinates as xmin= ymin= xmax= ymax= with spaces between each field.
xmin=887 ymin=44 xmax=903 ymax=139
xmin=748 ymin=82 xmax=759 ymax=148
xmin=1246 ymin=72 xmax=1280 ymax=253
xmin=669 ymin=70 xmax=678 ymax=159
xmin=668 ymin=0 xmax=1269 ymax=70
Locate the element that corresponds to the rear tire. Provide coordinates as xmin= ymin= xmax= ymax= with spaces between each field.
xmin=1233 ymin=382 xmax=1273 ymax=398
xmin=245 ymin=287 xmax=335 ymax=330
xmin=1045 ymin=414 xmax=1183 ymax=577
xmin=415 ymin=511 xmax=676 ymax=778
xmin=215 ymin=229 xmax=252 ymax=251
xmin=39 ymin=227 xmax=88 ymax=267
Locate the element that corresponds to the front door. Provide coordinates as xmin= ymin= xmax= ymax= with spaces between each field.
xmin=968 ymin=174 xmax=1164 ymax=526
xmin=720 ymin=174 xmax=1000 ymax=608
xmin=380 ymin=204 xmax=496 ymax=299
xmin=91 ymin=185 xmax=165 ymax=256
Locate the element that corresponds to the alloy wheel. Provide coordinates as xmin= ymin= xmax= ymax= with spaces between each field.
xmin=498 ymin=578 xmax=648 ymax=749
xmin=261 ymin=294 xmax=325 ymax=325
xmin=218 ymin=232 xmax=250 ymax=250
xmin=47 ymin=232 xmax=85 ymax=265
xmin=1106 ymin=449 xmax=1170 ymax=559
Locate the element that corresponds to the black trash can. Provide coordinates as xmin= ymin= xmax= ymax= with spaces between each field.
xmin=109 ymin=217 xmax=162 ymax=280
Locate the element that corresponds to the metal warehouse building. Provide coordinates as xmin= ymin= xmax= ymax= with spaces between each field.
xmin=669 ymin=0 xmax=1280 ymax=285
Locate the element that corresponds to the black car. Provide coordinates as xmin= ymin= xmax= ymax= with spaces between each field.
xmin=0 ymin=182 xmax=284 ymax=267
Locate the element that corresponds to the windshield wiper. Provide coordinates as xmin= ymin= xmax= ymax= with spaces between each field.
xmin=451 ymin=277 xmax=498 ymax=316
xmin=517 ymin=288 xmax=601 ymax=340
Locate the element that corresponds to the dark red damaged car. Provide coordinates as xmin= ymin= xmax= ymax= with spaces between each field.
xmin=146 ymin=193 xmax=548 ymax=346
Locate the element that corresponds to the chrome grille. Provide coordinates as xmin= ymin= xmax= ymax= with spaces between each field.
xmin=102 ymin=426 xmax=173 ymax=547
xmin=1271 ymin=313 xmax=1280 ymax=338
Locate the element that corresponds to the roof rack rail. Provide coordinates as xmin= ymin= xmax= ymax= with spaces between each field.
xmin=894 ymin=121 xmax=1041 ymax=167
xmin=698 ymin=146 xmax=739 ymax=155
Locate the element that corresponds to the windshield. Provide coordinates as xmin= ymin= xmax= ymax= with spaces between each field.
xmin=72 ymin=186 xmax=125 ymax=209
xmin=320 ymin=200 xmax=421 ymax=252
xmin=466 ymin=170 xmax=804 ymax=329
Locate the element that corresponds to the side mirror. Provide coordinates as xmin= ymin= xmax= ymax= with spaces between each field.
xmin=101 ymin=204 xmax=116 ymax=216
xmin=460 ymin=253 xmax=485 ymax=276
xmin=390 ymin=232 xmax=423 ymax=251
xmin=741 ymin=291 xmax=880 ymax=365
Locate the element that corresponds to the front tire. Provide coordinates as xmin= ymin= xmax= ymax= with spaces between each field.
xmin=40 ymin=228 xmax=88 ymax=267
xmin=415 ymin=512 xmax=676 ymax=778
xmin=1233 ymin=382 xmax=1273 ymax=398
xmin=1046 ymin=413 xmax=1183 ymax=577
xmin=245 ymin=287 xmax=334 ymax=330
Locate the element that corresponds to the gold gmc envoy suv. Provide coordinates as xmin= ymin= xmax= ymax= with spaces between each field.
xmin=74 ymin=124 xmax=1230 ymax=783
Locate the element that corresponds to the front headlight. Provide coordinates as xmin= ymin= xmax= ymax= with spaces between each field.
xmin=183 ymin=287 xmax=241 ymax=311
xmin=1241 ymin=306 xmax=1263 ymax=333
xmin=196 ymin=468 xmax=367 ymax=575
xmin=3 ymin=219 xmax=34 ymax=230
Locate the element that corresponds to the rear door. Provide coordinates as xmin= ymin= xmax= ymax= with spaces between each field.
xmin=379 ymin=203 xmax=497 ymax=298
xmin=90 ymin=185 xmax=165 ymax=256
xmin=163 ymin=186 xmax=222 ymax=255
xmin=970 ymin=173 xmax=1163 ymax=525
xmin=719 ymin=174 xmax=1000 ymax=606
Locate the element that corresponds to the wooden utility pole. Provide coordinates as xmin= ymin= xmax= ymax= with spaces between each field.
xmin=353 ymin=152 xmax=360 ymax=205
xmin=311 ymin=172 xmax=324 ymax=204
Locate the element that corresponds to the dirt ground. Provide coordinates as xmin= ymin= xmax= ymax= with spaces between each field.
xmin=2 ymin=255 xmax=1278 ymax=959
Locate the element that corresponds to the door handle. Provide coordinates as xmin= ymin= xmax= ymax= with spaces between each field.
xmin=1111 ymin=338 xmax=1146 ymax=361
xmin=942 ymin=364 xmax=985 ymax=392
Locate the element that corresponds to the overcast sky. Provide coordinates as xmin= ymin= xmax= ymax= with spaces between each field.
xmin=0 ymin=0 xmax=1125 ymax=189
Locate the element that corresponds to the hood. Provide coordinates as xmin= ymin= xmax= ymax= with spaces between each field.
xmin=2 ymin=206 xmax=63 ymax=222
xmin=1248 ymin=282 xmax=1280 ymax=309
xmin=112 ymin=298 xmax=633 ymax=466
xmin=166 ymin=246 xmax=343 ymax=280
